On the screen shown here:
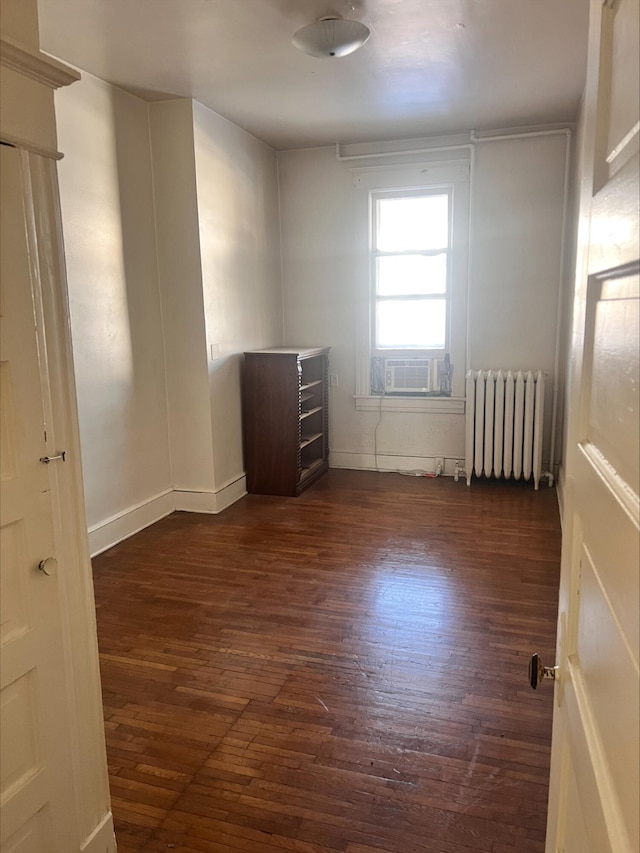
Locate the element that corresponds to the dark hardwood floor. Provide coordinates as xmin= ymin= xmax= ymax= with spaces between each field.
xmin=92 ymin=470 xmax=561 ymax=853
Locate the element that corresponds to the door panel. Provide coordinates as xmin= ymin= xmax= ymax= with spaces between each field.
xmin=546 ymin=0 xmax=639 ymax=851
xmin=576 ymin=544 xmax=639 ymax=821
xmin=607 ymin=0 xmax=639 ymax=158
xmin=0 ymin=145 xmax=75 ymax=850
xmin=585 ymin=273 xmax=639 ymax=489
xmin=560 ymin=742 xmax=592 ymax=853
xmin=2 ymin=811 xmax=50 ymax=853
xmin=0 ymin=517 xmax=29 ymax=646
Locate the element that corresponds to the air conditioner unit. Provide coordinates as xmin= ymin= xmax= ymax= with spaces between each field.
xmin=384 ymin=358 xmax=432 ymax=393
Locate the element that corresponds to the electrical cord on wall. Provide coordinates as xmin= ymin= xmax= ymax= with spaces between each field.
xmin=370 ymin=357 xmax=386 ymax=472
xmin=373 ymin=389 xmax=384 ymax=472
xmin=369 ymin=357 xmax=442 ymax=478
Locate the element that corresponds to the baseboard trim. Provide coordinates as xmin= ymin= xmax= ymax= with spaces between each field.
xmin=88 ymin=489 xmax=175 ymax=557
xmin=556 ymin=464 xmax=566 ymax=529
xmin=80 ymin=811 xmax=116 ymax=852
xmin=214 ymin=474 xmax=248 ymax=512
xmin=88 ymin=477 xmax=248 ymax=555
xmin=173 ymin=489 xmax=218 ymax=513
xmin=330 ymin=451 xmax=458 ymax=476
xmin=174 ymin=474 xmax=247 ymax=515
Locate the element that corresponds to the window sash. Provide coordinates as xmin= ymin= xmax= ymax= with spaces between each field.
xmin=374 ymin=192 xmax=450 ymax=253
xmin=375 ymin=296 xmax=447 ymax=350
xmin=371 ymin=189 xmax=453 ymax=354
xmin=374 ymin=250 xmax=449 ymax=299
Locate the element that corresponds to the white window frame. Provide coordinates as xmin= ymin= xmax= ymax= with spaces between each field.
xmin=352 ymin=160 xmax=470 ymax=412
xmin=371 ymin=186 xmax=453 ymax=358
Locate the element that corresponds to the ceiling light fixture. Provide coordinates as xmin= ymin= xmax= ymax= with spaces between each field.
xmin=292 ymin=16 xmax=371 ymax=59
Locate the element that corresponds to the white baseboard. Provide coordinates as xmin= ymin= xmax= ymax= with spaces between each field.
xmin=88 ymin=476 xmax=247 ymax=556
xmin=214 ymin=474 xmax=248 ymax=512
xmin=88 ymin=489 xmax=175 ymax=557
xmin=330 ymin=450 xmax=460 ymax=476
xmin=80 ymin=811 xmax=116 ymax=852
xmin=174 ymin=474 xmax=247 ymax=514
xmin=556 ymin=464 xmax=565 ymax=529
xmin=173 ymin=489 xmax=218 ymax=513
xmin=173 ymin=474 xmax=247 ymax=515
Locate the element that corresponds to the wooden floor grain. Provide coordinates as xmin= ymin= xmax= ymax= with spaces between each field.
xmin=92 ymin=470 xmax=561 ymax=853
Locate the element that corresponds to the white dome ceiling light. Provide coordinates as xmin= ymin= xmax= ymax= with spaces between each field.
xmin=292 ymin=16 xmax=371 ymax=59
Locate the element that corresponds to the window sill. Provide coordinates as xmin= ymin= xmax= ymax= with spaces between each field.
xmin=353 ymin=395 xmax=465 ymax=414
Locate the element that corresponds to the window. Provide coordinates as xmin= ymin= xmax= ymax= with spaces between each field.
xmin=372 ymin=189 xmax=451 ymax=354
xmin=352 ymin=158 xmax=469 ymax=410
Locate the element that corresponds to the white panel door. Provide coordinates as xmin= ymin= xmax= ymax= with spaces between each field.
xmin=0 ymin=144 xmax=77 ymax=850
xmin=545 ymin=0 xmax=639 ymax=851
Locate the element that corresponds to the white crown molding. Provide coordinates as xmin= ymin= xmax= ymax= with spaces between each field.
xmin=0 ymin=37 xmax=80 ymax=89
xmin=0 ymin=131 xmax=63 ymax=160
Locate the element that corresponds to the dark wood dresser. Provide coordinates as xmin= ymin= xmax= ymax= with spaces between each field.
xmin=243 ymin=346 xmax=330 ymax=496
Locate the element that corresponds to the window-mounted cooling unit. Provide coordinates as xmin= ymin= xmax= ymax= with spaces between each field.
xmin=384 ymin=358 xmax=432 ymax=393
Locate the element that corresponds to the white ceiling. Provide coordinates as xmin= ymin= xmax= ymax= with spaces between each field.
xmin=37 ymin=0 xmax=589 ymax=151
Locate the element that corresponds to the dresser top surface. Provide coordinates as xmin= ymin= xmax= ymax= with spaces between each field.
xmin=245 ymin=346 xmax=330 ymax=358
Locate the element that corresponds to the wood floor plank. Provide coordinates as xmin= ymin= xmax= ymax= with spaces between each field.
xmin=92 ymin=471 xmax=561 ymax=851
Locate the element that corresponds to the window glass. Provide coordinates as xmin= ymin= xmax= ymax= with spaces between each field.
xmin=376 ymin=299 xmax=446 ymax=349
xmin=373 ymin=191 xmax=450 ymax=353
xmin=376 ymin=195 xmax=449 ymax=252
xmin=376 ymin=253 xmax=447 ymax=296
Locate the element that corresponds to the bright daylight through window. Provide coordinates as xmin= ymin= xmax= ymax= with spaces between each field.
xmin=372 ymin=191 xmax=450 ymax=352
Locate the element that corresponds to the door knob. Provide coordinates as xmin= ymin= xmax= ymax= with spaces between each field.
xmin=528 ymin=653 xmax=558 ymax=689
xmin=38 ymin=557 xmax=58 ymax=576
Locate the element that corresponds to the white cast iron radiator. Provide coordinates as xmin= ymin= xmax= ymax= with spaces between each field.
xmin=465 ymin=370 xmax=545 ymax=489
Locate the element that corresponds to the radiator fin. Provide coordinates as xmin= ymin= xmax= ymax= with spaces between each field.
xmin=465 ymin=369 xmax=545 ymax=489
xmin=493 ymin=370 xmax=505 ymax=478
xmin=484 ymin=370 xmax=495 ymax=477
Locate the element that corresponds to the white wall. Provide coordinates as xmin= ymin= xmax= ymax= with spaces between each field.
xmin=470 ymin=134 xmax=567 ymax=466
xmin=469 ymin=135 xmax=566 ymax=371
xmin=192 ymin=101 xmax=283 ymax=490
xmin=56 ymin=72 xmax=172 ymax=533
xmin=55 ymin=81 xmax=283 ymax=546
xmin=148 ymin=99 xmax=215 ymax=495
xmin=278 ymin=134 xmax=569 ymax=474
xmin=149 ymin=98 xmax=283 ymax=510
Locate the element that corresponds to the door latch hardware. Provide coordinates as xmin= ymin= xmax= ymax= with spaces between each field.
xmin=40 ymin=451 xmax=66 ymax=464
xmin=528 ymin=653 xmax=558 ymax=689
xmin=38 ymin=556 xmax=58 ymax=576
